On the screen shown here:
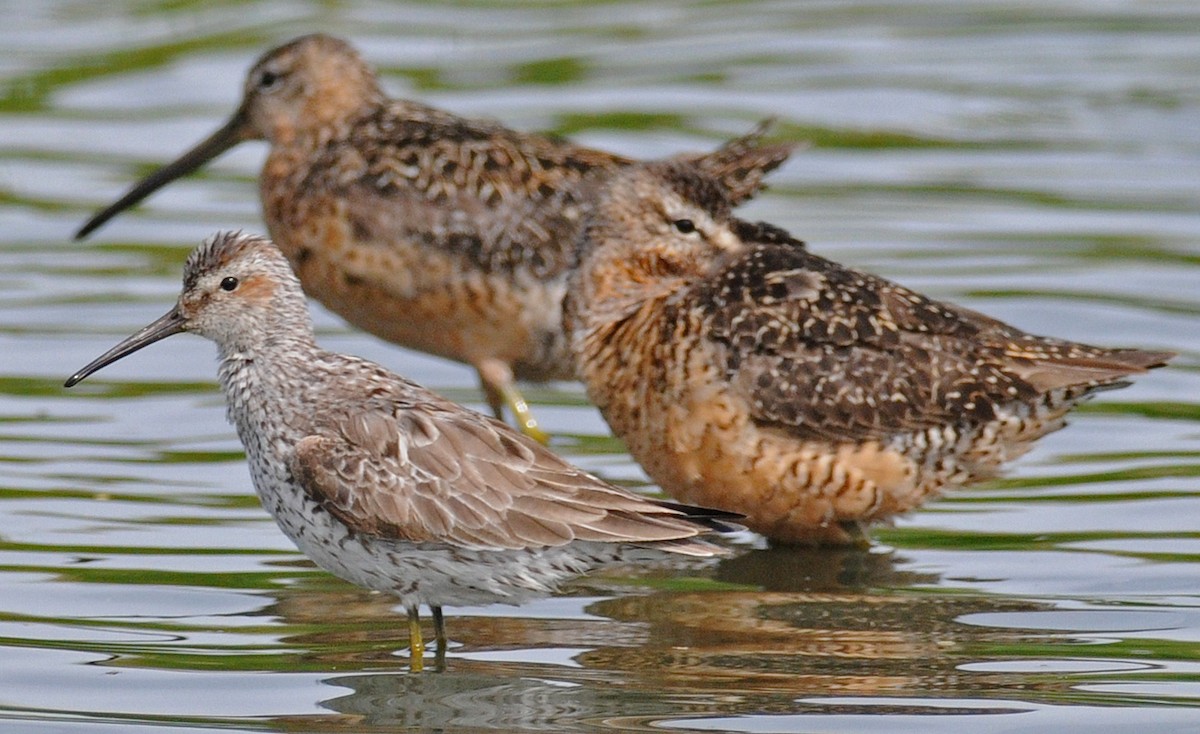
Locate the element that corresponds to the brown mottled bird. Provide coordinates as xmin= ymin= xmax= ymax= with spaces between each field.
xmin=74 ymin=33 xmax=794 ymax=442
xmin=65 ymin=231 xmax=737 ymax=671
xmin=565 ymin=162 xmax=1174 ymax=545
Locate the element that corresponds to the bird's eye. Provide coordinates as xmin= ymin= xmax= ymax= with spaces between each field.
xmin=257 ymin=70 xmax=282 ymax=91
xmin=673 ymin=219 xmax=696 ymax=234
xmin=220 ymin=277 xmax=239 ymax=292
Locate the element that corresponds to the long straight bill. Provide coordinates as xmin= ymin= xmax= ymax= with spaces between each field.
xmin=65 ymin=308 xmax=187 ymax=387
xmin=75 ymin=108 xmax=252 ymax=239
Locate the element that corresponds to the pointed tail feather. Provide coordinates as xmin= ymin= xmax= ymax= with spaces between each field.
xmin=653 ymin=499 xmax=745 ymax=534
xmin=1014 ymin=347 xmax=1174 ymax=394
xmin=679 ymin=118 xmax=799 ymax=205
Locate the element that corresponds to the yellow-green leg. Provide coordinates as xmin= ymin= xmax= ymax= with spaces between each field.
xmin=407 ymin=605 xmax=425 ymax=672
xmin=496 ymin=382 xmax=549 ymax=444
xmin=478 ymin=359 xmax=549 ymax=444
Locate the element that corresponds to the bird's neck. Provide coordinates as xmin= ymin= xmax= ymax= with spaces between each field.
xmin=216 ymin=333 xmax=322 ymax=454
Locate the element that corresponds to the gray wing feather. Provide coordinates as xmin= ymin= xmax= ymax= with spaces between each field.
xmin=290 ymin=398 xmax=720 ymax=550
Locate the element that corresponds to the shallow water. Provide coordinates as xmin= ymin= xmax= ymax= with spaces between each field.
xmin=2 ymin=1 xmax=1199 ymax=732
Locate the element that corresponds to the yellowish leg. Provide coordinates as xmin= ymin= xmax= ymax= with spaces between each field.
xmin=498 ymin=382 xmax=550 ymax=445
xmin=477 ymin=359 xmax=550 ymax=444
xmin=407 ymin=605 xmax=425 ymax=672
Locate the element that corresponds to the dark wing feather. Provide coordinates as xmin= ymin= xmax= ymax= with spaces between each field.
xmin=290 ymin=397 xmax=725 ymax=550
xmin=695 ymin=241 xmax=1169 ymax=444
xmin=289 ymin=102 xmax=619 ymax=279
xmin=295 ymin=106 xmax=793 ymax=280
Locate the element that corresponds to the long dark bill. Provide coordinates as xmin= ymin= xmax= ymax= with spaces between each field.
xmin=65 ymin=308 xmax=187 ymax=387
xmin=75 ymin=108 xmax=253 ymax=239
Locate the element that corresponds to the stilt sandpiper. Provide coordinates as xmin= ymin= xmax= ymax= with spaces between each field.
xmin=66 ymin=231 xmax=738 ymax=670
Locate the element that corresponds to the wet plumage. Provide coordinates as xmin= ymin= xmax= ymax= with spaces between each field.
xmin=65 ymin=231 xmax=736 ymax=669
xmin=75 ymin=33 xmax=794 ymax=441
xmin=565 ymin=162 xmax=1174 ymax=545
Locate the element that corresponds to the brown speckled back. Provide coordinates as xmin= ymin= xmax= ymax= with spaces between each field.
xmin=567 ymin=162 xmax=1173 ymax=544
xmin=75 ymin=34 xmax=796 ymax=440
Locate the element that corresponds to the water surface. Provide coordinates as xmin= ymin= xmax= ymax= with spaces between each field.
xmin=1 ymin=1 xmax=1198 ymax=732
